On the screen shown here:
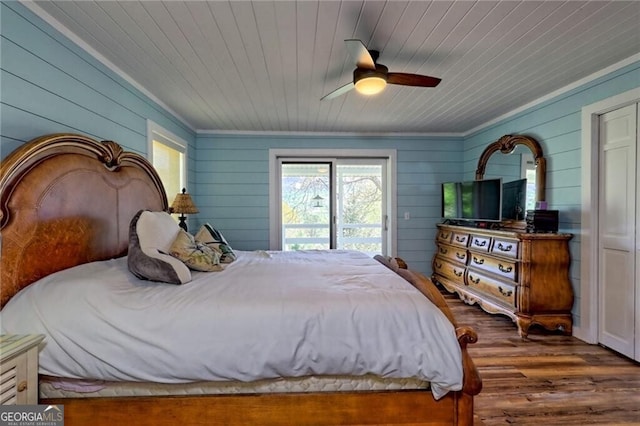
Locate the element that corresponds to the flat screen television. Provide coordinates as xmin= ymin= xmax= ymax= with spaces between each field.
xmin=441 ymin=178 xmax=502 ymax=222
xmin=502 ymin=178 xmax=527 ymax=220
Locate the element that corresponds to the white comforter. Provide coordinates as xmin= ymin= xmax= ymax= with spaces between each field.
xmin=0 ymin=250 xmax=463 ymax=399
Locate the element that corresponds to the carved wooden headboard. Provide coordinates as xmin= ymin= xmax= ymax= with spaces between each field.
xmin=0 ymin=134 xmax=168 ymax=308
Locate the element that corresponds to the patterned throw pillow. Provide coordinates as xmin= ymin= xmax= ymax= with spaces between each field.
xmin=169 ymin=229 xmax=223 ymax=272
xmin=194 ymin=224 xmax=237 ymax=263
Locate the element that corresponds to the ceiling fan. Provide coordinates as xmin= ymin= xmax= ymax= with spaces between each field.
xmin=321 ymin=39 xmax=441 ymax=101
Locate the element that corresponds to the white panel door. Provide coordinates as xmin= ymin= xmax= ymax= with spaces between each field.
xmin=598 ymin=103 xmax=637 ymax=359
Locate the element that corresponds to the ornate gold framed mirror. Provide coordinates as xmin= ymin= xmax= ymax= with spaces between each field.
xmin=475 ymin=134 xmax=546 ymax=206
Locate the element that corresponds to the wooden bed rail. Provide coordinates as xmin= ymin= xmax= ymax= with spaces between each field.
xmin=374 ymin=255 xmax=483 ymax=397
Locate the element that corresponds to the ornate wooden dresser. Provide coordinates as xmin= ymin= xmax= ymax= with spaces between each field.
xmin=432 ymin=223 xmax=573 ymax=337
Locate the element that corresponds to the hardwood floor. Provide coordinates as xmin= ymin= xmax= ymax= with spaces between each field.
xmin=441 ymin=291 xmax=640 ymax=425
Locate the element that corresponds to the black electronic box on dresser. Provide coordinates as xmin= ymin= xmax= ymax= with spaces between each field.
xmin=432 ymin=135 xmax=574 ymax=337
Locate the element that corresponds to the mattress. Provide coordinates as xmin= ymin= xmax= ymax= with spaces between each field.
xmin=40 ymin=375 xmax=429 ymax=399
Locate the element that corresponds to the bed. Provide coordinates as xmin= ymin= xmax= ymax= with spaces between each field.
xmin=0 ymin=133 xmax=481 ymax=426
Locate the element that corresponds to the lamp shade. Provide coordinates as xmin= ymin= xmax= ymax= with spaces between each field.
xmin=171 ymin=188 xmax=199 ymax=214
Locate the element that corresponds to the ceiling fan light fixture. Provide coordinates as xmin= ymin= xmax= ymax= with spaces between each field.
xmin=355 ymin=76 xmax=387 ymax=95
xmin=353 ymin=64 xmax=388 ymax=96
xmin=321 ymin=40 xmax=442 ymax=101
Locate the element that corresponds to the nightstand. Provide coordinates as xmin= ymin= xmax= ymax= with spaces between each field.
xmin=1 ymin=334 xmax=44 ymax=405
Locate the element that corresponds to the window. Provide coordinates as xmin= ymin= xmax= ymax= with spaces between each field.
xmin=147 ymin=120 xmax=187 ymax=201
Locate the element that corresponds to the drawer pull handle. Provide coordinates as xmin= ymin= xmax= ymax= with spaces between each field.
xmin=473 ymin=240 xmax=487 ymax=247
xmin=497 ymin=243 xmax=513 ymax=252
xmin=456 ymin=252 xmax=466 ymax=260
xmin=472 ymin=256 xmax=484 ymax=265
xmin=455 ymin=235 xmax=467 ymax=243
xmin=439 ymin=247 xmax=448 ymax=254
xmin=499 ymin=264 xmax=513 ymax=273
xmin=454 ymin=269 xmax=463 ymax=277
xmin=17 ymin=381 xmax=27 ymax=392
xmin=434 ymin=261 xmax=443 ymax=269
xmin=468 ymin=275 xmax=480 ymax=284
xmin=498 ymin=286 xmax=513 ymax=297
xmin=441 ymin=233 xmax=450 ymax=240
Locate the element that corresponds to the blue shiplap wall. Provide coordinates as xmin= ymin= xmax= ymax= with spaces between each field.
xmin=195 ymin=134 xmax=463 ymax=274
xmin=463 ymin=60 xmax=640 ymax=328
xmin=0 ymin=2 xmax=195 ymax=182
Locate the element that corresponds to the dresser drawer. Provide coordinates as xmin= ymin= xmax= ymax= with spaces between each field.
xmin=468 ymin=253 xmax=517 ymax=282
xmin=436 ymin=244 xmax=468 ymax=264
xmin=469 ymin=235 xmax=491 ymax=252
xmin=450 ymin=232 xmax=470 ymax=248
xmin=465 ymin=269 xmax=516 ymax=308
xmin=433 ymin=257 xmax=466 ymax=282
xmin=436 ymin=229 xmax=453 ymax=244
xmin=490 ymin=237 xmax=519 ymax=259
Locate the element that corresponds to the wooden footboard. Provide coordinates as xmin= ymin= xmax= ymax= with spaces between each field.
xmin=42 ymin=386 xmax=475 ymax=426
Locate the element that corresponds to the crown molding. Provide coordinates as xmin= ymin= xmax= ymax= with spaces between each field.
xmin=195 ymin=128 xmax=464 ymax=138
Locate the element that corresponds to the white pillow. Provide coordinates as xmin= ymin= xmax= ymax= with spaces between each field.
xmin=137 ymin=211 xmax=181 ymax=254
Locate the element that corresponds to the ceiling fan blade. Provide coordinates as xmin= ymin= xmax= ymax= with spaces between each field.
xmin=320 ymin=82 xmax=355 ymax=101
xmin=344 ymin=39 xmax=375 ymax=69
xmin=387 ymin=73 xmax=441 ymax=87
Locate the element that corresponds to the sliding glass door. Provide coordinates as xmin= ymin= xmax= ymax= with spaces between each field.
xmin=279 ymin=158 xmax=387 ymax=255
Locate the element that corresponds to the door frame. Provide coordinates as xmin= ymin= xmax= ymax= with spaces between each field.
xmin=269 ymin=149 xmax=397 ymax=255
xmin=579 ymin=87 xmax=640 ymax=343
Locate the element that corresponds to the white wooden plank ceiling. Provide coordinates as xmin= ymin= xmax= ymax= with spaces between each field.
xmin=31 ymin=1 xmax=640 ymax=133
